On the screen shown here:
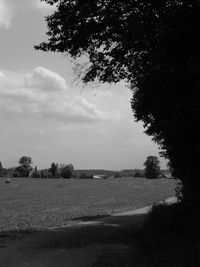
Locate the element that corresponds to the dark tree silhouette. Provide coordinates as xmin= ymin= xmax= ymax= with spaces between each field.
xmin=49 ymin=162 xmax=58 ymax=177
xmin=36 ymin=1 xmax=200 ymax=208
xmin=144 ymin=156 xmax=160 ymax=179
xmin=18 ymin=156 xmax=33 ymax=177
xmin=61 ymin=164 xmax=74 ymax=179
xmin=0 ymin=161 xmax=3 ymax=177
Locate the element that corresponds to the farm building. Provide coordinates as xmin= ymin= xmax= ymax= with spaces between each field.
xmin=93 ymin=175 xmax=107 ymax=179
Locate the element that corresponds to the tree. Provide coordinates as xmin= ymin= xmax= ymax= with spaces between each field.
xmin=61 ymin=164 xmax=74 ymax=179
xmin=36 ymin=1 xmax=200 ymax=207
xmin=49 ymin=162 xmax=58 ymax=177
xmin=0 ymin=161 xmax=3 ymax=177
xmin=40 ymin=171 xmax=46 ymax=178
xmin=13 ymin=165 xmax=27 ymax=177
xmin=18 ymin=156 xmax=33 ymax=177
xmin=144 ymin=156 xmax=160 ymax=179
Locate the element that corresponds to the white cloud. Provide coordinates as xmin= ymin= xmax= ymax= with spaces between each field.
xmin=0 ymin=0 xmax=13 ymax=28
xmin=34 ymin=0 xmax=56 ymax=10
xmin=27 ymin=66 xmax=69 ymax=92
xmin=0 ymin=0 xmax=55 ymax=29
xmin=0 ymin=67 xmax=117 ymax=124
xmin=0 ymin=71 xmax=5 ymax=78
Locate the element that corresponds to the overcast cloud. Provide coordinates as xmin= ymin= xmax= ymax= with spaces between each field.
xmin=0 ymin=0 xmax=54 ymax=29
xmin=0 ymin=67 xmax=118 ymax=124
xmin=0 ymin=0 xmax=167 ymax=169
xmin=0 ymin=0 xmax=13 ymax=28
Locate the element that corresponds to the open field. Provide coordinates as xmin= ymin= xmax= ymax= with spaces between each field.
xmin=0 ymin=177 xmax=176 ymax=232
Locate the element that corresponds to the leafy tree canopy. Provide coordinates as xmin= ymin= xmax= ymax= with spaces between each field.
xmin=61 ymin=164 xmax=74 ymax=178
xmin=19 ymin=156 xmax=33 ymax=168
xmin=14 ymin=165 xmax=27 ymax=177
xmin=144 ymin=156 xmax=160 ymax=179
xmin=49 ymin=162 xmax=58 ymax=177
xmin=36 ymin=0 xmax=200 ymax=205
xmin=18 ymin=156 xmax=33 ymax=177
xmin=0 ymin=161 xmax=3 ymax=177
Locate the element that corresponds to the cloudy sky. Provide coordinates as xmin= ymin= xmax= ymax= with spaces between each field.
xmin=0 ymin=0 xmax=167 ymax=170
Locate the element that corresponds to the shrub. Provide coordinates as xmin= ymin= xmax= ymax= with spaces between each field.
xmin=79 ymin=173 xmax=93 ymax=179
xmin=114 ymin=172 xmax=122 ymax=178
xmin=12 ymin=172 xmax=21 ymax=177
xmin=135 ymin=202 xmax=192 ymax=250
xmin=31 ymin=171 xmax=41 ymax=178
xmin=14 ymin=165 xmax=33 ymax=177
xmin=134 ymin=172 xmax=144 ymax=178
xmin=14 ymin=166 xmax=27 ymax=177
xmin=40 ymin=171 xmax=53 ymax=178
xmin=134 ymin=202 xmax=200 ymax=266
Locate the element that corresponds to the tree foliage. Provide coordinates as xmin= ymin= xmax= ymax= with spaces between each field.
xmin=18 ymin=156 xmax=33 ymax=177
xmin=19 ymin=156 xmax=32 ymax=168
xmin=49 ymin=162 xmax=58 ymax=177
xmin=0 ymin=161 xmax=3 ymax=177
xmin=144 ymin=156 xmax=160 ymax=179
xmin=36 ymin=0 xmax=200 ymax=206
xmin=13 ymin=165 xmax=27 ymax=177
xmin=61 ymin=164 xmax=74 ymax=178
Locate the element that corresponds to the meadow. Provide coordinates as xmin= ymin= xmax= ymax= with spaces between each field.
xmin=0 ymin=177 xmax=176 ymax=232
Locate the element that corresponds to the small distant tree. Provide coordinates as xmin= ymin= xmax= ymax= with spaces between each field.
xmin=0 ymin=161 xmax=3 ymax=177
xmin=18 ymin=156 xmax=33 ymax=177
xmin=61 ymin=164 xmax=74 ymax=179
xmin=144 ymin=156 xmax=160 ymax=179
xmin=49 ymin=162 xmax=58 ymax=177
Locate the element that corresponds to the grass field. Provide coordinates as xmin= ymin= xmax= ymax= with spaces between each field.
xmin=0 ymin=177 xmax=176 ymax=232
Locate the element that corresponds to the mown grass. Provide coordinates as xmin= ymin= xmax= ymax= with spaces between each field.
xmin=0 ymin=177 xmax=176 ymax=232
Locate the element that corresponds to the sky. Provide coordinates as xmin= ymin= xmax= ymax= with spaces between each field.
xmin=0 ymin=0 xmax=168 ymax=170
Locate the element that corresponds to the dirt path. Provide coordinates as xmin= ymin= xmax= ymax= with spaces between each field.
xmin=0 ymin=198 xmax=176 ymax=267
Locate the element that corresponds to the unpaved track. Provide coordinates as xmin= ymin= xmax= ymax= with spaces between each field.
xmin=0 ymin=198 xmax=175 ymax=267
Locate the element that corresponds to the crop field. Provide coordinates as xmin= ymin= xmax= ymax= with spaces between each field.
xmin=0 ymin=177 xmax=176 ymax=232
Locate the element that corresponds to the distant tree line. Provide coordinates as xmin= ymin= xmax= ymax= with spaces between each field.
xmin=1 ymin=155 xmax=170 ymax=180
xmin=0 ymin=157 xmax=74 ymax=179
xmin=0 ymin=161 xmax=7 ymax=177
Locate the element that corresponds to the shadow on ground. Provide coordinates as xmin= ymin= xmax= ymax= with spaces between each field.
xmin=71 ymin=214 xmax=110 ymax=222
xmin=0 ymin=209 xmax=197 ymax=267
xmin=0 ymin=212 xmax=147 ymax=267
